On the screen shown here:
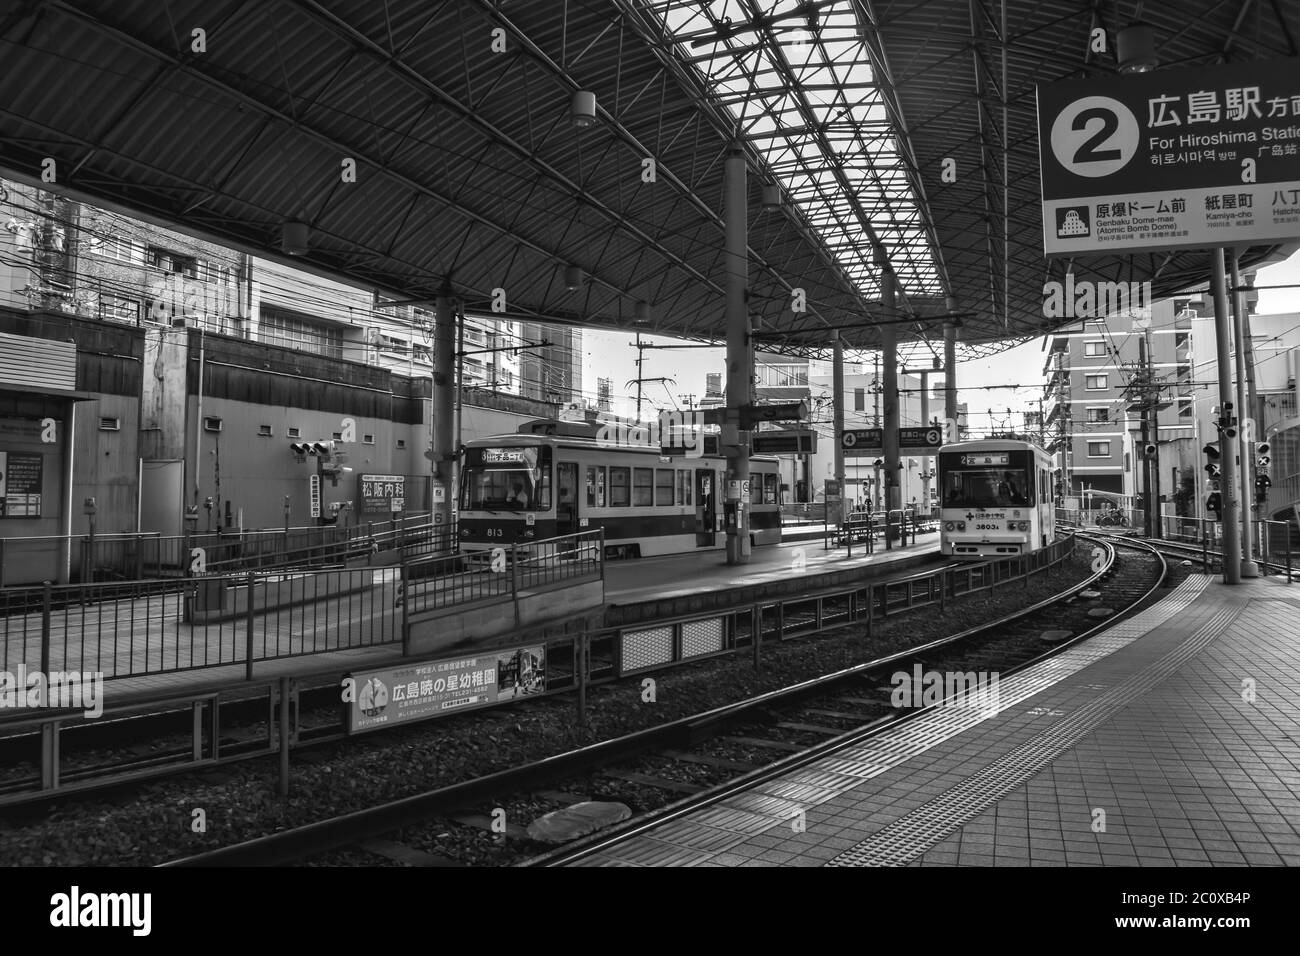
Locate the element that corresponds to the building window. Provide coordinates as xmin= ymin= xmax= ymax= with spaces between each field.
xmin=1085 ymin=407 xmax=1109 ymax=423
xmin=331 ymin=431 xmax=343 ymax=441
xmin=1083 ymin=341 xmax=1106 ymax=357
xmin=1087 ymin=441 xmax=1110 ymax=457
xmin=203 ymin=416 xmax=223 ymax=432
xmin=98 ymin=295 xmax=139 ymax=325
xmin=258 ymin=309 xmax=343 ymax=360
xmin=98 ymin=237 xmax=138 ymax=262
xmin=676 ymin=470 xmax=692 ymax=506
xmin=395 ymin=439 xmax=406 ymax=449
xmin=1177 ymin=397 xmax=1193 ymax=418
xmin=1085 ymin=374 xmax=1108 ymax=390
xmin=146 ymin=246 xmax=199 ymax=278
xmin=362 ymin=434 xmax=375 ymax=444
xmin=288 ymin=427 xmax=301 ymax=438
xmin=257 ymin=424 xmax=273 ymax=437
xmin=98 ymin=416 xmax=120 ymax=431
xmin=854 ymin=388 xmax=865 ymax=411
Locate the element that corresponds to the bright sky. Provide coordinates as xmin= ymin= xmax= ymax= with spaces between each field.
xmin=583 ymin=247 xmax=1300 ymax=427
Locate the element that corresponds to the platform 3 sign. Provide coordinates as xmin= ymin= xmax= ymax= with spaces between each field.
xmin=348 ymin=645 xmax=546 ymax=733
xmin=1038 ymin=57 xmax=1300 ymax=255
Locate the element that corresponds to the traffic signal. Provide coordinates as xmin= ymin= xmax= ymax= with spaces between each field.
xmin=1206 ymin=491 xmax=1222 ymax=516
xmin=1256 ymin=440 xmax=1271 ymax=469
xmin=1143 ymin=443 xmax=1158 ymax=459
xmin=290 ymin=440 xmax=335 ymax=458
xmin=861 ymin=480 xmax=869 ymax=496
xmin=1255 ymin=474 xmax=1272 ymax=502
xmin=1217 ymin=402 xmax=1237 ymax=438
xmin=1202 ymin=443 xmax=1221 ymax=482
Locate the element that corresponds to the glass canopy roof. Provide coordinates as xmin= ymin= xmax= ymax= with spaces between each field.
xmin=642 ymin=0 xmax=942 ymax=304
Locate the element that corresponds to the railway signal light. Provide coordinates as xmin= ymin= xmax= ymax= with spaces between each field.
xmin=1255 ymin=474 xmax=1272 ymax=502
xmin=1217 ymin=402 xmax=1237 ymax=438
xmin=1206 ymin=491 xmax=1222 ymax=517
xmin=1256 ymin=441 xmax=1271 ymax=469
xmin=1202 ymin=443 xmax=1221 ymax=480
xmin=1143 ymin=443 xmax=1157 ymax=459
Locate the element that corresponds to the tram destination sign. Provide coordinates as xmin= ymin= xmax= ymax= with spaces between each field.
xmin=1037 ymin=57 xmax=1300 ymax=255
xmin=840 ymin=426 xmax=943 ymax=457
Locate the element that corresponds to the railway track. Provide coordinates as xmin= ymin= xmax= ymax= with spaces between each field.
xmin=159 ymin=535 xmax=1174 ymax=867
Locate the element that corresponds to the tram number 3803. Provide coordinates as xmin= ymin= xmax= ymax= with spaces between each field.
xmin=975 ymin=523 xmax=1001 ymax=531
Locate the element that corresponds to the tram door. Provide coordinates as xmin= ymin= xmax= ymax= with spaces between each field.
xmin=695 ymin=468 xmax=716 ymax=547
xmin=556 ymin=461 xmax=579 ymax=537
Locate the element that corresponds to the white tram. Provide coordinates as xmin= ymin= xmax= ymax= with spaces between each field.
xmin=937 ymin=439 xmax=1056 ymax=558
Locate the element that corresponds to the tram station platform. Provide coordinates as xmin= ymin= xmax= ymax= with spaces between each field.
xmin=24 ymin=532 xmax=939 ymax=708
xmin=567 ymin=572 xmax=1300 ymax=867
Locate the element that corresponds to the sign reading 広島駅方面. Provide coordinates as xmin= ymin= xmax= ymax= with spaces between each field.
xmin=1038 ymin=57 xmax=1300 ymax=255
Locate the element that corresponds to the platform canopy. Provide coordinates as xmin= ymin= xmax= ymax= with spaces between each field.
xmin=1 ymin=1 xmax=1296 ymax=362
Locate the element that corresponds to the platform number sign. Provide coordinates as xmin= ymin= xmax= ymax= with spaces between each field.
xmin=1037 ymin=57 xmax=1300 ymax=255
xmin=1049 ymin=96 xmax=1140 ymax=180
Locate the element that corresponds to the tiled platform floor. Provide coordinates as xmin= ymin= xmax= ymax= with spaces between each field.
xmin=568 ymin=572 xmax=1300 ymax=867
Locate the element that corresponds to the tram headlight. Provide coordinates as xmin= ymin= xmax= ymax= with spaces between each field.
xmin=956 ymin=521 xmax=966 ymax=532
xmin=1006 ymin=521 xmax=1016 ymax=531
xmin=1018 ymin=521 xmax=1029 ymax=531
xmin=944 ymin=521 xmax=955 ymax=532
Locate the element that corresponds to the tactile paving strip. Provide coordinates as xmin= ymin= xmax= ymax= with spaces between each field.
xmin=827 ymin=602 xmax=1240 ymax=867
xmin=571 ymin=574 xmax=1210 ymax=866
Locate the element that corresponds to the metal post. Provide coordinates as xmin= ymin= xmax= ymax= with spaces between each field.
xmin=1229 ymin=253 xmax=1258 ymax=577
xmin=879 ymin=249 xmax=901 ymax=515
xmin=40 ymin=581 xmax=52 ymax=675
xmin=944 ymin=307 xmax=959 ymax=431
xmin=723 ymin=147 xmax=751 ymax=565
xmin=1210 ymin=248 xmax=1242 ymax=584
xmin=400 ymin=561 xmax=410 ymax=655
xmin=245 ymin=570 xmax=256 ymax=680
xmin=832 ymin=332 xmax=845 ymax=540
xmin=278 ymin=676 xmax=291 ymax=798
xmin=576 ymin=633 xmax=587 ymax=723
xmin=433 ymin=280 xmax=456 ymax=530
xmin=752 ymin=604 xmax=762 ymax=670
xmin=920 ymin=367 xmax=932 ymax=511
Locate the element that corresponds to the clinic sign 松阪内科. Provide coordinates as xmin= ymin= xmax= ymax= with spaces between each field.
xmin=1037 ymin=57 xmax=1300 ymax=255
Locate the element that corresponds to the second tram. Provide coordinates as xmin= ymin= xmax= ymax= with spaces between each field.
xmin=458 ymin=419 xmax=783 ymax=558
xmin=937 ymin=439 xmax=1056 ymax=558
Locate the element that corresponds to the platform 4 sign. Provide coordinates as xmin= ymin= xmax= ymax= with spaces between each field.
xmin=1037 ymin=57 xmax=1300 ymax=255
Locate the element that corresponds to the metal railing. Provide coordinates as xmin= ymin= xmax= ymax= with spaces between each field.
xmin=0 ymin=528 xmax=602 ymax=682
xmin=0 ymin=515 xmax=455 ymax=587
xmin=829 ymin=508 xmax=938 ymax=552
xmin=402 ymin=529 xmax=604 ymax=616
xmin=0 ymin=533 xmax=1075 ymax=805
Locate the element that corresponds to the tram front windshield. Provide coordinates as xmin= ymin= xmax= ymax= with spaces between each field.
xmin=941 ymin=451 xmax=1033 ymax=509
xmin=460 ymin=445 xmax=552 ymax=512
